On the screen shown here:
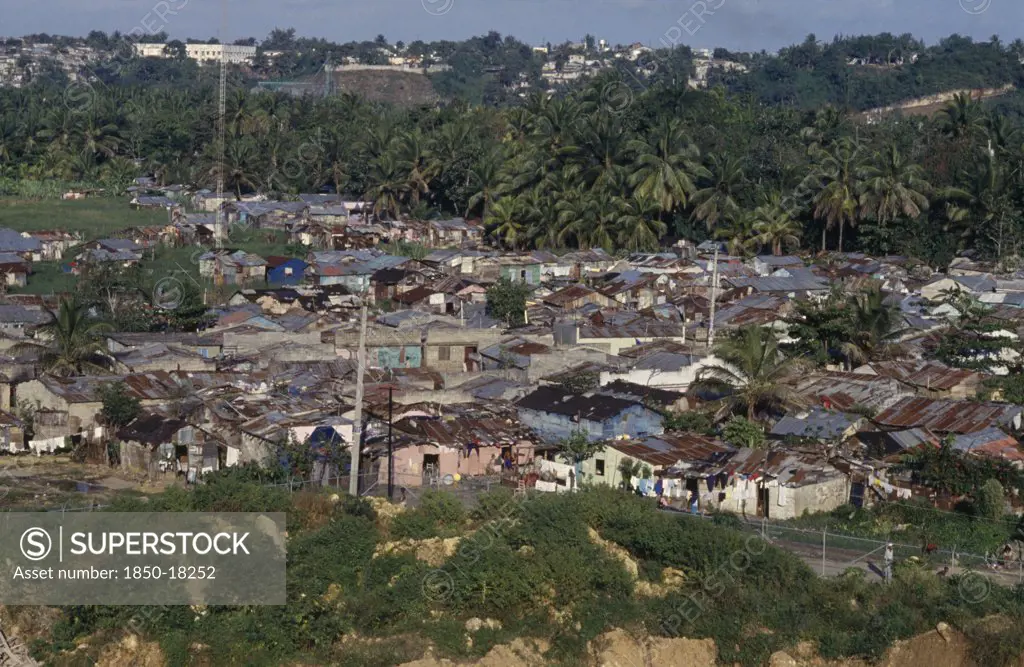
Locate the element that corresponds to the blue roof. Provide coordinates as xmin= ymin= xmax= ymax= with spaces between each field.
xmin=770 ymin=409 xmax=859 ymax=439
xmin=0 ymin=228 xmax=41 ymax=253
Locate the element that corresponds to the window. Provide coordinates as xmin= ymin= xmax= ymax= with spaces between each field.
xmin=595 ymin=459 xmax=606 ymax=476
xmin=284 ymin=267 xmax=293 ymax=276
xmin=438 ymin=346 xmax=451 ymax=361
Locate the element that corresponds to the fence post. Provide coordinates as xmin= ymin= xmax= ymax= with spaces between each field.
xmin=821 ymin=527 xmax=827 ymax=576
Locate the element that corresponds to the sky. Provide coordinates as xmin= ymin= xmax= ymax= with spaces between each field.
xmin=2 ymin=0 xmax=1023 ymax=52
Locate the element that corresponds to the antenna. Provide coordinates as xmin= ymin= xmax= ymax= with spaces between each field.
xmin=215 ymin=0 xmax=228 ymax=249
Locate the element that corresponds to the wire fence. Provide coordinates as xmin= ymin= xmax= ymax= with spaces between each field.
xmin=667 ymin=510 xmax=1024 ymax=587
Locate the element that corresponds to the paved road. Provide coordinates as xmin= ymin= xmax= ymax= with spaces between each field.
xmin=659 ymin=508 xmax=1024 ymax=588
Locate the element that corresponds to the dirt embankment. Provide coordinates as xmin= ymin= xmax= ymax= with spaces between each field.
xmin=861 ymin=84 xmax=1016 ymax=119
xmin=330 ymin=70 xmax=440 ymax=106
xmin=399 ymin=622 xmax=993 ymax=667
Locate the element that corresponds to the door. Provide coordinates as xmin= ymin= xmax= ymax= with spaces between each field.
xmin=423 ymin=454 xmax=440 ymax=484
xmin=464 ymin=346 xmax=479 ymax=372
xmin=757 ymin=484 xmax=770 ymax=519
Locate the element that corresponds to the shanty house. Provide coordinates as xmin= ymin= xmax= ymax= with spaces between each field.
xmin=516 ymin=386 xmax=664 ymax=443
xmin=266 ymin=256 xmax=308 ymax=286
xmin=216 ymin=250 xmax=267 ymax=285
xmin=664 ymin=446 xmax=850 ymax=520
xmin=0 ymin=227 xmax=42 ymax=261
xmin=425 ymin=218 xmax=482 ymax=247
xmin=373 ymin=414 xmax=536 ymax=488
xmin=0 ymin=253 xmax=29 ymax=287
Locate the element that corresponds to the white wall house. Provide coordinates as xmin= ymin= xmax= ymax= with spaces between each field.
xmin=185 ymin=44 xmax=257 ymax=65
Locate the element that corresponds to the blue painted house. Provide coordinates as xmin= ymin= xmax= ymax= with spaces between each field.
xmin=266 ymin=256 xmax=308 ymax=286
xmin=516 ymin=386 xmax=664 ymax=444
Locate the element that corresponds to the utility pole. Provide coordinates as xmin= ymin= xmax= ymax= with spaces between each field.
xmin=387 ymin=384 xmax=394 ymax=500
xmin=706 ymin=247 xmax=720 ymax=349
xmin=348 ymin=303 xmax=369 ymax=496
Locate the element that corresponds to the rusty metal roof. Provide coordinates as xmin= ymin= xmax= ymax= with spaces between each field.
xmin=790 ymin=372 xmax=913 ymax=412
xmin=855 ymin=360 xmax=985 ymax=392
xmin=612 ymin=432 xmax=730 ymax=467
xmin=40 ymin=371 xmax=265 ymax=403
xmin=665 ymin=446 xmax=845 ymax=487
xmin=394 ymin=416 xmax=533 ymax=446
xmin=543 ymin=284 xmax=601 ymax=307
xmin=873 ymin=396 xmax=1022 ymax=434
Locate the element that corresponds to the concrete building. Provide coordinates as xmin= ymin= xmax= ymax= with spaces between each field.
xmin=185 ymin=43 xmax=257 ymax=65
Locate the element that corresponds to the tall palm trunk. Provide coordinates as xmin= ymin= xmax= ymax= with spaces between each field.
xmin=821 ymin=226 xmax=827 ymax=252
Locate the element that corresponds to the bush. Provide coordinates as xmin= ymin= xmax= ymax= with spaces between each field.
xmin=470 ymin=487 xmax=517 ymax=522
xmin=391 ymin=490 xmax=466 ymax=540
xmin=974 ymin=478 xmax=1006 ymax=520
xmin=420 ymin=490 xmax=467 ymax=530
xmin=390 ymin=510 xmax=440 ymax=540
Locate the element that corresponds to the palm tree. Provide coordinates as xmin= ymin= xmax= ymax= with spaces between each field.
xmin=485 ymin=197 xmax=526 ymax=250
xmin=569 ymin=111 xmax=629 ymax=192
xmin=12 ymin=297 xmax=113 ymax=377
xmin=693 ymin=326 xmax=807 ymax=421
xmin=397 ymin=130 xmax=439 ymax=209
xmin=838 ymin=286 xmax=907 ymax=368
xmin=690 ymin=154 xmax=746 ymax=232
xmin=627 ymin=118 xmax=706 ymax=220
xmin=956 ymin=152 xmax=1018 ymax=261
xmin=799 ymin=106 xmax=847 ymax=154
xmin=857 ymin=144 xmax=931 ymax=252
xmin=715 ymin=210 xmax=758 ymax=258
xmin=616 ymin=194 xmax=666 ymax=252
xmin=938 ymin=93 xmax=985 ymax=143
xmin=465 ymin=146 xmax=505 ymax=220
xmin=364 ymin=151 xmax=409 ymax=221
xmin=806 ymin=137 xmax=864 ymax=252
xmin=752 ymin=194 xmax=801 ymax=255
xmin=218 ymin=139 xmax=259 ymax=200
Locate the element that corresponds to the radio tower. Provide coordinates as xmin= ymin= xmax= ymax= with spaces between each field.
xmin=214 ymin=0 xmax=228 ymax=248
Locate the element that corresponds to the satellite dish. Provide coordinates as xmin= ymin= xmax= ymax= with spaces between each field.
xmin=442 ymin=474 xmax=455 ymax=486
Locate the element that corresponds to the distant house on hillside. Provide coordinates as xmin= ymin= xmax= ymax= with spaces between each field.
xmin=0 ymin=253 xmax=30 ymax=287
xmin=0 ymin=227 xmax=42 ymax=261
xmin=266 ymin=256 xmax=308 ymax=286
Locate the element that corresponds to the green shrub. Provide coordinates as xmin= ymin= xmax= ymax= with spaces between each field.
xmin=420 ymin=490 xmax=467 ymax=529
xmin=470 ymin=487 xmax=517 ymax=522
xmin=390 ymin=509 xmax=440 ymax=540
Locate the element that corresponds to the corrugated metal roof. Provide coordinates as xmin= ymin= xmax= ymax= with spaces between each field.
xmin=665 ymin=446 xmax=845 ymax=487
xmin=770 ymin=409 xmax=860 ymax=439
xmin=874 ymin=396 xmax=1022 ymax=434
xmin=854 ymin=360 xmax=984 ymax=392
xmin=951 ymin=427 xmax=1024 ymax=461
xmin=394 ymin=416 xmax=532 ymax=446
xmin=791 ymin=372 xmax=913 ymax=412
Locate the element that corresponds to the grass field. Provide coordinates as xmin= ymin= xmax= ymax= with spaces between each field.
xmin=0 ymin=197 xmax=300 ymax=296
xmin=0 ymin=197 xmax=168 ymax=238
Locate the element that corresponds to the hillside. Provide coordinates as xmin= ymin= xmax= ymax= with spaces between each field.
xmin=14 ymin=479 xmax=1024 ymax=667
xmin=862 ymin=84 xmax=1017 ymax=120
xmin=330 ymin=69 xmax=441 ymax=106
